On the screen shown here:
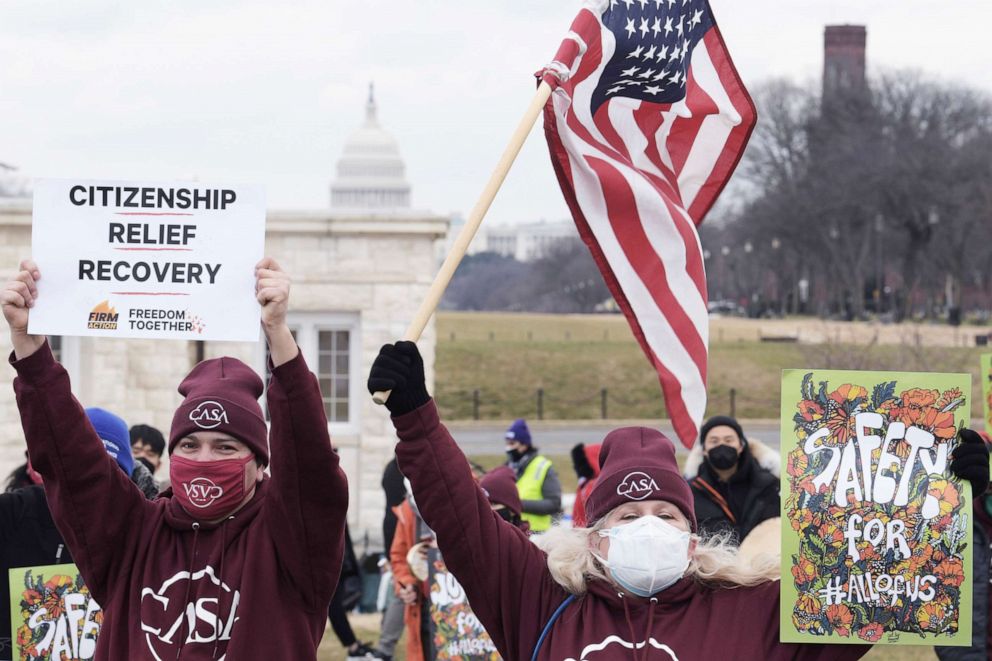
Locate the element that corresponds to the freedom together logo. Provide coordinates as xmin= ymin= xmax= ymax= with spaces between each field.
xmin=617 ymin=471 xmax=660 ymax=501
xmin=189 ymin=401 xmax=229 ymax=429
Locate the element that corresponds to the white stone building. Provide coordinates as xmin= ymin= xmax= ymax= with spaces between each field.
xmin=0 ymin=91 xmax=448 ymax=550
xmin=478 ymin=220 xmax=578 ymax=262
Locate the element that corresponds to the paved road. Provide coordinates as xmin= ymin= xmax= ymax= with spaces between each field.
xmin=446 ymin=420 xmax=783 ymax=456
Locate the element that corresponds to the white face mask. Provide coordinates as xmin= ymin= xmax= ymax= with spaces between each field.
xmin=597 ymin=516 xmax=691 ymax=597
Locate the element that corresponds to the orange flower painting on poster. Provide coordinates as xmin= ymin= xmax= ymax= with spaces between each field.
xmin=780 ymin=369 xmax=973 ymax=646
xmin=8 ymin=564 xmax=102 ymax=660
xmin=427 ymin=549 xmax=501 ymax=660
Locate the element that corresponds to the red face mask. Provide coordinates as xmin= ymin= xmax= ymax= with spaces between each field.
xmin=170 ymin=454 xmax=255 ymax=520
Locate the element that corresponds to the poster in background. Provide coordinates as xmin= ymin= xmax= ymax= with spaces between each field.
xmin=981 ymin=353 xmax=992 ymax=436
xmin=427 ymin=549 xmax=500 ymax=660
xmin=780 ymin=369 xmax=972 ymax=646
xmin=8 ymin=564 xmax=101 ymax=660
xmin=29 ymin=178 xmax=265 ymax=342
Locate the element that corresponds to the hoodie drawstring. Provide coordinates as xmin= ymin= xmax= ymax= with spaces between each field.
xmin=176 ymin=522 xmax=201 ymax=660
xmin=619 ymin=593 xmax=660 ymax=661
xmin=619 ymin=594 xmax=640 ymax=660
xmin=212 ymin=516 xmax=233 ymax=659
xmin=641 ymin=597 xmax=658 ymax=661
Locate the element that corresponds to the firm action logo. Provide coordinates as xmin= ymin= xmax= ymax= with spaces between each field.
xmin=189 ymin=401 xmax=229 ymax=429
xmin=616 ymin=471 xmax=660 ymax=501
xmin=87 ymin=300 xmax=119 ymax=330
xmin=183 ymin=477 xmax=224 ymax=508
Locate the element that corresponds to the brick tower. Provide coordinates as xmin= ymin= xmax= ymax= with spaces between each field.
xmin=823 ymin=25 xmax=867 ymax=95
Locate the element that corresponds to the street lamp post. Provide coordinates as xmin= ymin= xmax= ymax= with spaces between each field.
xmin=771 ymin=237 xmax=782 ymax=314
xmin=874 ymin=214 xmax=884 ymax=314
xmin=743 ymin=241 xmax=754 ymax=316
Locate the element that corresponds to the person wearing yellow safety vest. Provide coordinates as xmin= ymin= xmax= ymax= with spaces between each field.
xmin=504 ymin=419 xmax=561 ymax=532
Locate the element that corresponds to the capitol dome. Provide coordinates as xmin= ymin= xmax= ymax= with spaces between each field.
xmin=330 ymin=85 xmax=411 ymax=210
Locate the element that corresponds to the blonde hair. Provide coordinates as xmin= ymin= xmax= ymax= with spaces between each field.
xmin=533 ymin=519 xmax=779 ymax=595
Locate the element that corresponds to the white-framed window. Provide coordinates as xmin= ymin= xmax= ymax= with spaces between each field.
xmin=260 ymin=312 xmax=361 ymax=435
xmin=48 ymin=335 xmax=80 ymax=385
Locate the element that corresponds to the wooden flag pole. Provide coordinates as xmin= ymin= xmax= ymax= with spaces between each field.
xmin=373 ymin=80 xmax=554 ymax=405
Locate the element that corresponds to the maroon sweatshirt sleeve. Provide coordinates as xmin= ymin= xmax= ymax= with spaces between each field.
xmin=10 ymin=341 xmax=148 ymax=603
xmin=263 ymin=349 xmax=348 ymax=613
xmin=393 ymin=400 xmax=569 ymax=660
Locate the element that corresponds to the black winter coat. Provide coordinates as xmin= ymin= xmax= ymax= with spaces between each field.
xmin=935 ymin=500 xmax=990 ymax=661
xmin=1 ymin=485 xmax=74 ymax=660
xmin=689 ymin=447 xmax=779 ymax=543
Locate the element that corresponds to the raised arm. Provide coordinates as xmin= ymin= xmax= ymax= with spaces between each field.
xmin=3 ymin=260 xmax=147 ymax=601
xmin=256 ymin=258 xmax=348 ymax=612
xmin=2 ymin=259 xmax=46 ymax=360
xmin=369 ymin=342 xmax=568 ymax=660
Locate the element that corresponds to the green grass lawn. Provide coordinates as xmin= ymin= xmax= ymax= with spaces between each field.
xmin=436 ymin=312 xmax=988 ymax=421
xmin=318 ymin=615 xmax=407 ymax=660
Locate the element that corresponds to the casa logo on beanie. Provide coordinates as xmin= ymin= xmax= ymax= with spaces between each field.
xmin=189 ymin=401 xmax=229 ymax=429
xmin=617 ymin=471 xmax=660 ymax=501
xmin=182 ymin=477 xmax=224 ymax=507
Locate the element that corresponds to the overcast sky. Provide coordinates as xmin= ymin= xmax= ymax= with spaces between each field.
xmin=2 ymin=1 xmax=990 ymax=226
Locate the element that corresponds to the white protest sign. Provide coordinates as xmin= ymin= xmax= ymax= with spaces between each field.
xmin=29 ymin=178 xmax=265 ymax=342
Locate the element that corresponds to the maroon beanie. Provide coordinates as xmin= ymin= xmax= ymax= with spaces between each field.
xmin=169 ymin=357 xmax=269 ymax=465
xmin=480 ymin=466 xmax=522 ymax=516
xmin=584 ymin=427 xmax=696 ymax=531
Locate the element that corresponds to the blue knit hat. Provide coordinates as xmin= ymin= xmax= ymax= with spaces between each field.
xmin=86 ymin=407 xmax=134 ymax=477
xmin=505 ymin=419 xmax=532 ymax=446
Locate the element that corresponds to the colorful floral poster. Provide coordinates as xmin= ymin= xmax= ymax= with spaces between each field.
xmin=780 ymin=370 xmax=973 ymax=646
xmin=8 ymin=564 xmax=102 ymax=660
xmin=427 ymin=549 xmax=501 ymax=660
xmin=981 ymin=354 xmax=992 ymax=436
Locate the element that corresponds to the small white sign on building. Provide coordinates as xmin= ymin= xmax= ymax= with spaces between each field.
xmin=29 ymin=178 xmax=265 ymax=342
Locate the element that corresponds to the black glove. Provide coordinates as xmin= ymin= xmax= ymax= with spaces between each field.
xmin=367 ymin=341 xmax=430 ymax=417
xmin=950 ymin=428 xmax=990 ymax=496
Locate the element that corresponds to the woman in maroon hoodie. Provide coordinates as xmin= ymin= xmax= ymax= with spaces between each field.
xmin=2 ymin=257 xmax=348 ymax=660
xmin=368 ymin=341 xmax=989 ymax=661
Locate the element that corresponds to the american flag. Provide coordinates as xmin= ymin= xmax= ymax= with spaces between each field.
xmin=540 ymin=0 xmax=755 ymax=449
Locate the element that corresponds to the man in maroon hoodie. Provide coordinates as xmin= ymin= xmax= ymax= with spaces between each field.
xmin=2 ymin=257 xmax=348 ymax=660
xmin=368 ymin=341 xmax=989 ymax=661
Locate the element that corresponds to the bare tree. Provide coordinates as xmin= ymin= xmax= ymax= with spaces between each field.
xmin=715 ymin=70 xmax=992 ymax=322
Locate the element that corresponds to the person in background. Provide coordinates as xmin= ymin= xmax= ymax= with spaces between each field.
xmin=328 ymin=525 xmax=384 ymax=660
xmin=935 ymin=431 xmax=992 ymax=661
xmin=0 ymin=408 xmax=140 ymax=661
xmin=481 ymin=465 xmax=529 ymax=533
xmin=129 ymin=423 xmax=165 ymax=476
xmin=371 ymin=457 xmax=408 ymax=661
xmin=570 ymin=442 xmax=601 ymax=528
xmin=3 ymin=458 xmax=33 ymax=492
xmin=389 ymin=483 xmax=432 ymax=661
xmin=503 ymin=419 xmax=561 ymax=532
xmin=688 ymin=415 xmax=779 ymax=543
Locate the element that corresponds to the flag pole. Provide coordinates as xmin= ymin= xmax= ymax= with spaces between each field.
xmin=373 ymin=80 xmax=554 ymax=405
